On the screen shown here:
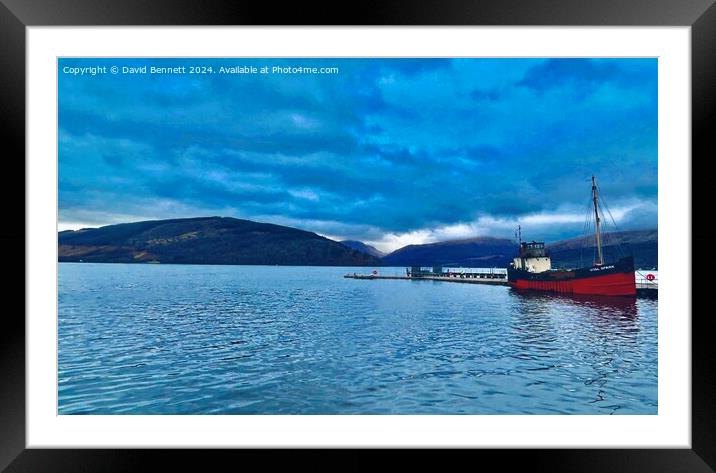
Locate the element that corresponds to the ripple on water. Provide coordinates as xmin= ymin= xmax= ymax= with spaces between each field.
xmin=58 ymin=264 xmax=658 ymax=414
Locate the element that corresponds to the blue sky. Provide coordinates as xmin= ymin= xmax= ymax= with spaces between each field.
xmin=58 ymin=58 xmax=657 ymax=252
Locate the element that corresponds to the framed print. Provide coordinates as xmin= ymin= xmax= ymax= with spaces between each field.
xmin=3 ymin=0 xmax=715 ymax=471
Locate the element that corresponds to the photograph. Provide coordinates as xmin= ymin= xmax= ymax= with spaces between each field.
xmin=57 ymin=56 xmax=659 ymax=415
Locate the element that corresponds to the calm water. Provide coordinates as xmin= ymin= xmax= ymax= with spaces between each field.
xmin=58 ymin=263 xmax=657 ymax=414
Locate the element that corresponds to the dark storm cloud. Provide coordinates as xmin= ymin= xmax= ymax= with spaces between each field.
xmin=58 ymin=58 xmax=657 ymax=243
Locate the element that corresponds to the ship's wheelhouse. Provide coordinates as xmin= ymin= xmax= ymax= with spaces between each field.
xmin=519 ymin=241 xmax=546 ymax=258
xmin=513 ymin=241 xmax=551 ymax=273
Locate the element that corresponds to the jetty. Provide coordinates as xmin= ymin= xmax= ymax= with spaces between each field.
xmin=345 ymin=266 xmax=509 ymax=286
xmin=635 ymin=270 xmax=658 ymax=296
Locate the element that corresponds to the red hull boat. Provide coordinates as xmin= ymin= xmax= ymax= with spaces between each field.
xmin=507 ymin=177 xmax=637 ymax=297
xmin=508 ymin=255 xmax=636 ymax=296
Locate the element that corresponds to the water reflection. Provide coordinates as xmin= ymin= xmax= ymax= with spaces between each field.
xmin=507 ymin=289 xmax=654 ymax=414
xmin=510 ymin=289 xmax=639 ymax=319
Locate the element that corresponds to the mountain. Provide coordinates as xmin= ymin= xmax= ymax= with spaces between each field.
xmin=381 ymin=237 xmax=515 ymax=267
xmin=546 ymin=229 xmax=658 ymax=270
xmin=340 ymin=240 xmax=385 ymax=258
xmin=380 ymin=230 xmax=658 ymax=269
xmin=58 ymin=216 xmax=381 ymax=266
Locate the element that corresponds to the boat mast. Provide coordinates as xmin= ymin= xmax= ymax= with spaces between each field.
xmin=592 ymin=175 xmax=603 ymax=265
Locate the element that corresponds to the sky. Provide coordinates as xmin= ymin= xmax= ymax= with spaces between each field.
xmin=58 ymin=58 xmax=657 ymax=252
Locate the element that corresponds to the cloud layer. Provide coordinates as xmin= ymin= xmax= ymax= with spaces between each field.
xmin=59 ymin=58 xmax=657 ymax=251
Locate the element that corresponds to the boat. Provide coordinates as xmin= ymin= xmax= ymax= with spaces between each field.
xmin=506 ymin=176 xmax=636 ymax=297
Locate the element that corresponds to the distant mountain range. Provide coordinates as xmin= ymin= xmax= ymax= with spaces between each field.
xmin=340 ymin=240 xmax=385 ymax=258
xmin=58 ymin=216 xmax=657 ymax=269
xmin=380 ymin=237 xmax=515 ymax=267
xmin=58 ymin=217 xmax=380 ymax=266
xmin=378 ymin=230 xmax=657 ymax=269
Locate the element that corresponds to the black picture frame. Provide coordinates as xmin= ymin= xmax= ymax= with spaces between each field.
xmin=2 ymin=0 xmax=713 ymax=471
